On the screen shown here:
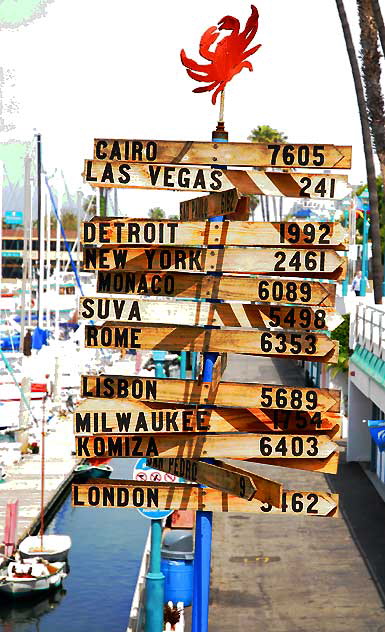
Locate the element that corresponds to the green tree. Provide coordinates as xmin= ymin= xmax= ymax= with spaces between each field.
xmin=248 ymin=125 xmax=288 ymax=144
xmin=168 ymin=214 xmax=179 ymax=220
xmin=248 ymin=125 xmax=288 ymax=221
xmin=148 ymin=207 xmax=165 ymax=219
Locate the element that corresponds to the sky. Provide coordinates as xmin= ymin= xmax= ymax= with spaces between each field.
xmin=0 ymin=0 xmax=384 ymax=218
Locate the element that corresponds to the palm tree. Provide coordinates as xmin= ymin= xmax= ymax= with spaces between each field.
xmin=357 ymin=0 xmax=385 ymax=185
xmin=335 ymin=0 xmax=383 ymax=304
xmin=148 ymin=207 xmax=165 ymax=219
xmin=248 ymin=125 xmax=287 ymax=222
xmin=370 ymin=0 xmax=385 ymax=56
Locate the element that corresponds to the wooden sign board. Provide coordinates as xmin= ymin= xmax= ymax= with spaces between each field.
xmin=244 ymin=452 xmax=340 ymax=475
xmin=180 ymin=189 xmax=240 ymax=220
xmin=146 ymin=457 xmax=283 ymax=506
xmin=73 ymin=481 xmax=339 ymax=517
xmin=93 ymin=139 xmax=352 ymax=169
xmin=82 ymin=218 xmax=348 ymax=249
xmin=80 ymin=375 xmax=341 ymax=413
xmin=83 ymin=246 xmax=346 ymax=280
xmin=74 ymin=433 xmax=337 ymax=459
xmin=208 ymin=353 xmax=227 ymax=389
xmin=83 ymin=160 xmax=349 ymax=199
xmin=84 ymin=324 xmax=339 ymax=363
xmin=73 ymin=400 xmax=341 ymax=437
xmin=79 ymin=297 xmax=343 ymax=332
xmin=96 ymin=272 xmax=337 ymax=307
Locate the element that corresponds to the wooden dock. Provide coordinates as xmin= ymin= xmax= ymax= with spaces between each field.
xmin=0 ymin=416 xmax=78 ymax=546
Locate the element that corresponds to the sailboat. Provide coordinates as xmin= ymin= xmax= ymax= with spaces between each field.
xmin=18 ymin=395 xmax=72 ymax=564
xmin=0 ymin=555 xmax=67 ymax=598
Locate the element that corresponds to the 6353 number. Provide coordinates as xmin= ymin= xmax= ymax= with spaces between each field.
xmin=260 ymin=332 xmax=317 ymax=355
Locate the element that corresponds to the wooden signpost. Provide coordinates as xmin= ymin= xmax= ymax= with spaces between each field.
xmin=83 ymin=323 xmax=339 ymax=362
xmin=83 ymin=246 xmax=346 ymax=279
xmin=73 ymin=400 xmax=342 ymax=438
xmin=73 ymin=481 xmax=339 ymax=517
xmin=93 ymin=138 xmax=352 ymax=169
xmin=74 ymin=433 xmax=338 ymax=460
xmin=83 ymin=218 xmax=348 ymax=249
xmin=145 ymin=457 xmax=283 ymax=504
xmin=79 ymin=297 xmax=343 ymax=331
xmin=245 ymin=452 xmax=340 ymax=475
xmin=72 ymin=19 xmax=352 ymax=632
xmin=180 ymin=189 xmax=241 ymax=220
xmin=96 ymin=272 xmax=338 ymax=306
xmin=83 ymin=160 xmax=349 ymax=199
xmin=80 ymin=375 xmax=341 ymax=412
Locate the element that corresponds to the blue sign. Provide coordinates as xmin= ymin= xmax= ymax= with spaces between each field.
xmin=133 ymin=458 xmax=174 ymax=520
xmin=4 ymin=210 xmax=23 ymax=225
xmin=368 ymin=420 xmax=385 ymax=451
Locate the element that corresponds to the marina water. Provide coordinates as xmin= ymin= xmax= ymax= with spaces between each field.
xmin=0 ymin=458 xmax=149 ymax=632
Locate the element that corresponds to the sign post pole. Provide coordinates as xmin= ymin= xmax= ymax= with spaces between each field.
xmin=192 ymin=123 xmax=228 ymax=632
xmin=145 ymin=518 xmax=164 ymax=632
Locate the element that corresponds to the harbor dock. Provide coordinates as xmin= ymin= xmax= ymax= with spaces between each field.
xmin=202 ymin=356 xmax=385 ymax=631
xmin=0 ymin=416 xmax=77 ymax=545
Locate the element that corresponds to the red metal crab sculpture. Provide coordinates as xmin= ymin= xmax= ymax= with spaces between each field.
xmin=181 ymin=5 xmax=261 ymax=105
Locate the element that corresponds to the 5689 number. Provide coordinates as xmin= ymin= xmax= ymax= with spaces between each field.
xmin=261 ymin=387 xmax=318 ymax=410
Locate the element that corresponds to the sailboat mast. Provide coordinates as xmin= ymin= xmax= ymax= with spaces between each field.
xmin=0 ymin=160 xmax=3 ymax=292
xmin=40 ymin=395 xmax=46 ymax=546
xmin=36 ymin=133 xmax=45 ymax=329
xmin=19 ymin=154 xmax=32 ymax=349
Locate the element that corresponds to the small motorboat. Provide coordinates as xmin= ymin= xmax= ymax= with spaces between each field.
xmin=0 ymin=556 xmax=66 ymax=598
xmin=18 ymin=535 xmax=72 ymax=563
xmin=73 ymin=463 xmax=113 ymax=481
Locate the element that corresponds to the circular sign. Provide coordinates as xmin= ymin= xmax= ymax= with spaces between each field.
xmin=132 ymin=458 xmax=183 ymax=520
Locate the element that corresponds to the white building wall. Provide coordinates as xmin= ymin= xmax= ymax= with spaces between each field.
xmin=347 ymin=380 xmax=372 ymax=462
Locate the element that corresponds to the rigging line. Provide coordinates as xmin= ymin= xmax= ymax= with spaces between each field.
xmin=44 ymin=174 xmax=84 ymax=297
xmin=0 ymin=348 xmax=38 ymax=424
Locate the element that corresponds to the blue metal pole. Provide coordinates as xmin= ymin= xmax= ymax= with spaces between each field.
xmin=360 ymin=208 xmax=369 ymax=296
xmin=192 ymin=124 xmax=228 ymax=632
xmin=191 ymin=352 xmax=198 ymax=379
xmin=342 ymin=208 xmax=349 ymax=297
xmin=153 ymin=350 xmax=166 ymax=378
xmin=180 ymin=351 xmax=187 ymax=379
xmin=145 ymin=519 xmax=164 ymax=632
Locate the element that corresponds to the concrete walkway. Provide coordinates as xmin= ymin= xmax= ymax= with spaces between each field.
xmin=205 ymin=355 xmax=385 ymax=631
xmin=0 ymin=416 xmax=77 ymax=546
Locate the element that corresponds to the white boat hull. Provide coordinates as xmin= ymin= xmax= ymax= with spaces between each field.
xmin=0 ymin=563 xmax=66 ymax=598
xmin=19 ymin=535 xmax=72 ymax=563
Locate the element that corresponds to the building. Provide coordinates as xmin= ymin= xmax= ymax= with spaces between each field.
xmin=348 ymin=301 xmax=385 ymax=495
xmin=1 ymin=228 xmax=80 ymax=279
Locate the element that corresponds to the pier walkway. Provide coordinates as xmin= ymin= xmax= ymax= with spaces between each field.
xmin=0 ymin=416 xmax=77 ymax=546
xmin=204 ymin=355 xmax=385 ymax=631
